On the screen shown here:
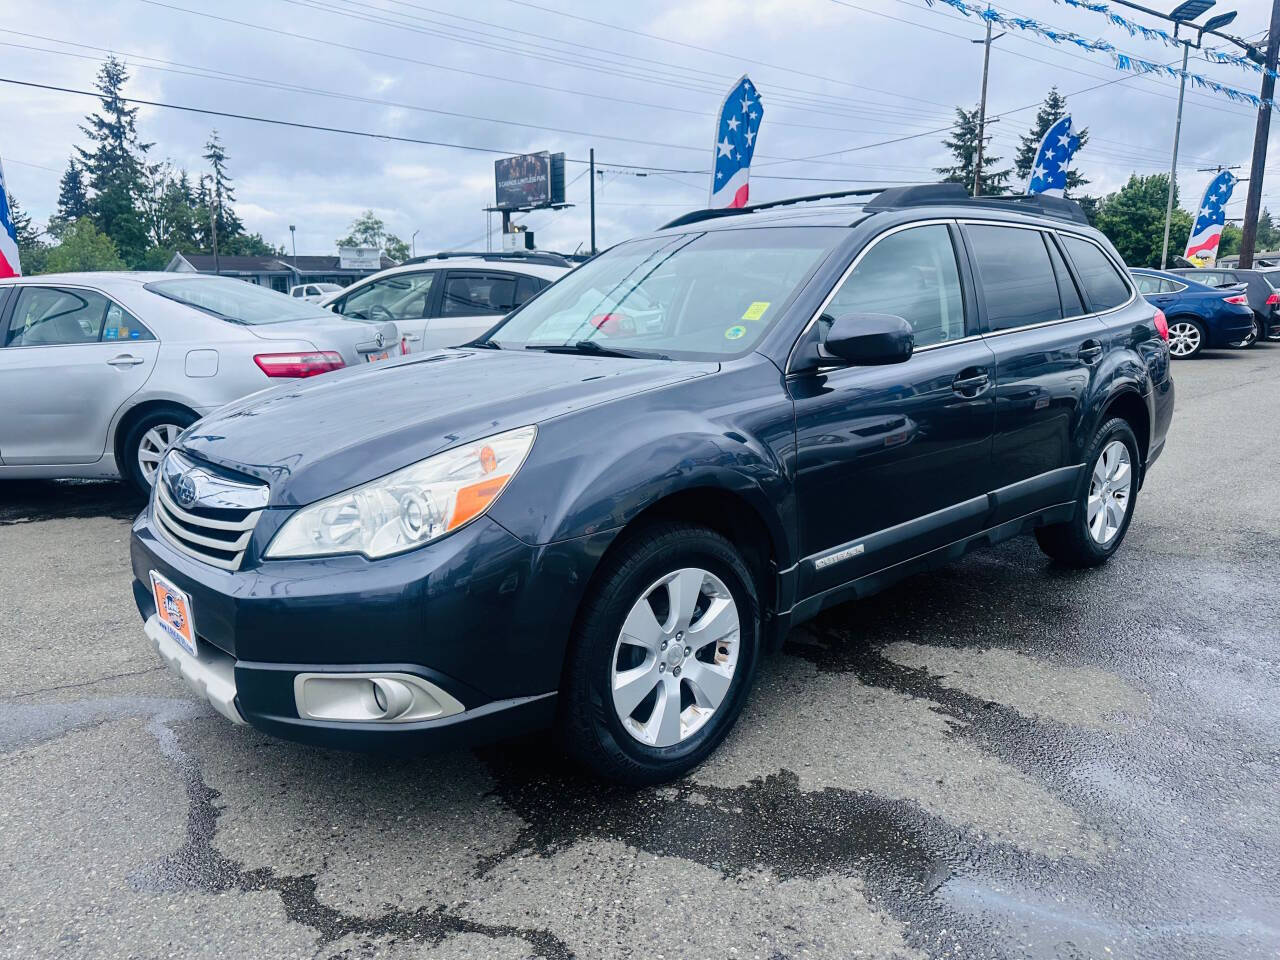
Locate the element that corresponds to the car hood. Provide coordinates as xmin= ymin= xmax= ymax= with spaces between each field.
xmin=177 ymin=348 xmax=718 ymax=505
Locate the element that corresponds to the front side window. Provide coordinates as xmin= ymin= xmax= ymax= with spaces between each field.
xmin=1133 ymin=274 xmax=1166 ymax=296
xmin=335 ymin=272 xmax=435 ymax=321
xmin=823 ymin=224 xmax=966 ymax=348
xmin=487 ymin=226 xmax=846 ymax=361
xmin=1061 ymin=236 xmax=1131 ymax=312
xmin=965 ymin=224 xmax=1062 ymax=332
xmin=145 ymin=277 xmax=341 ymax=325
xmin=5 ymin=287 xmax=110 ymax=346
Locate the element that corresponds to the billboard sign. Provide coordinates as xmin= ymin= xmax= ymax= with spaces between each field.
xmin=338 ymin=246 xmax=381 ymax=270
xmin=494 ymin=152 xmax=565 ymax=210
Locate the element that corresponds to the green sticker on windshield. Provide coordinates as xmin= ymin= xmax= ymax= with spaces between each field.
xmin=741 ymin=301 xmax=770 ymax=321
xmin=725 ymin=324 xmax=747 ymax=340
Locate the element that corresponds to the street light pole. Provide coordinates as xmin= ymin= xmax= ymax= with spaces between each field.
xmin=289 ymin=224 xmax=297 ymax=282
xmin=1160 ymin=40 xmax=1191 ymax=269
xmin=411 ymin=229 xmax=419 ymax=258
xmin=1237 ymin=0 xmax=1280 ymax=268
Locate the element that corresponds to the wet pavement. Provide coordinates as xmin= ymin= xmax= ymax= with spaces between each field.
xmin=2 ymin=346 xmax=1278 ymax=959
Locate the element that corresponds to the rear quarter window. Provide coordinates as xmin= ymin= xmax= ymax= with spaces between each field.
xmin=1061 ymin=236 xmax=1131 ymax=312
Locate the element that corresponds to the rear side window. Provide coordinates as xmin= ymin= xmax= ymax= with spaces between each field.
xmin=825 ymin=224 xmax=967 ymax=348
xmin=442 ymin=274 xmax=518 ymax=316
xmin=965 ymin=224 xmax=1062 ymax=332
xmin=1133 ymin=274 xmax=1161 ymax=296
xmin=5 ymin=287 xmax=109 ymax=346
xmin=1062 ymin=236 xmax=1131 ymax=311
xmin=514 ymin=275 xmax=544 ymax=307
xmin=1045 ymin=235 xmax=1085 ymax=317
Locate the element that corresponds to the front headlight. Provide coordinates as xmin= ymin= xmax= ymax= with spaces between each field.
xmin=265 ymin=425 xmax=536 ymax=559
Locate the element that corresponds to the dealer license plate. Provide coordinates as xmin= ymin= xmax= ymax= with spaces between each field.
xmin=150 ymin=570 xmax=198 ymax=657
xmin=365 ymin=351 xmax=391 ymax=363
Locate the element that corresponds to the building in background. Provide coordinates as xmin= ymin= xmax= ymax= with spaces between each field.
xmin=164 ymin=252 xmax=395 ymax=291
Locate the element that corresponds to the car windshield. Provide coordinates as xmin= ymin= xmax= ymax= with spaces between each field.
xmin=145 ymin=277 xmax=339 ymax=325
xmin=485 ymin=226 xmax=846 ymax=361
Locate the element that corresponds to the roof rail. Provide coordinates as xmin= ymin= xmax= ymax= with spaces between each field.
xmin=402 ymin=250 xmax=572 ymax=268
xmin=864 ymin=184 xmax=1090 ymax=224
xmin=659 ymin=182 xmax=1091 ymax=231
xmin=659 ymin=187 xmax=887 ymax=230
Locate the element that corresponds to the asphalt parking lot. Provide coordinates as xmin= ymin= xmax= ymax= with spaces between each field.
xmin=2 ymin=346 xmax=1278 ymax=960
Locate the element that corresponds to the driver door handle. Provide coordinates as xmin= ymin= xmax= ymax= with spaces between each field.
xmin=952 ymin=368 xmax=990 ymax=396
xmin=106 ymin=354 xmax=145 ymax=367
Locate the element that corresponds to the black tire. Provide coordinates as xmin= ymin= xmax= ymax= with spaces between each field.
xmin=1166 ymin=317 xmax=1206 ymax=358
xmin=1035 ymin=418 xmax=1140 ymax=568
xmin=560 ymin=522 xmax=761 ymax=785
xmin=119 ymin=406 xmax=198 ymax=497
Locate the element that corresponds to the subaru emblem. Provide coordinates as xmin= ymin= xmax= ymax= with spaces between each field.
xmin=173 ymin=472 xmax=198 ymax=508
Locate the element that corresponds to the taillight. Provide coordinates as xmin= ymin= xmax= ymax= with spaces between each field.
xmin=253 ymin=351 xmax=345 ymax=378
xmin=1223 ymin=294 xmax=1248 ymax=305
xmin=1153 ymin=309 xmax=1169 ymax=342
xmin=400 ymin=337 xmax=409 ymax=355
xmin=1267 ymin=292 xmax=1278 ymax=306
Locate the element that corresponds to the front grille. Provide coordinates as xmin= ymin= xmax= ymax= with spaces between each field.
xmin=153 ymin=480 xmax=263 ymax=571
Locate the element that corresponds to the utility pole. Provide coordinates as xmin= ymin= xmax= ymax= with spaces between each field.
xmin=1238 ymin=0 xmax=1280 ymax=268
xmin=289 ymin=224 xmax=297 ymax=281
xmin=971 ymin=21 xmax=1004 ymax=197
xmin=589 ymin=148 xmax=597 ymax=256
xmin=210 ymin=206 xmax=220 ymax=276
xmin=1160 ymin=39 xmax=1191 ymax=269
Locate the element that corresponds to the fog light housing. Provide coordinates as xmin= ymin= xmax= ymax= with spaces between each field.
xmin=293 ymin=672 xmax=465 ymax=723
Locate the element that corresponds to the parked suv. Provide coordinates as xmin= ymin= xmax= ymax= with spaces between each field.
xmin=318 ymin=252 xmax=571 ymax=352
xmin=130 ymin=185 xmax=1174 ymax=783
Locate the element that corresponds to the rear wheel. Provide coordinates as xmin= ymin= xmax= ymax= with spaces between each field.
xmin=560 ymin=522 xmax=760 ymax=784
xmin=1035 ymin=418 xmax=1140 ymax=568
xmin=121 ymin=407 xmax=197 ymax=496
xmin=1167 ymin=318 xmax=1205 ymax=358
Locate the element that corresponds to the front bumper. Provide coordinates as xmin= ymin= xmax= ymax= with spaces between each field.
xmin=132 ymin=510 xmax=614 ymax=752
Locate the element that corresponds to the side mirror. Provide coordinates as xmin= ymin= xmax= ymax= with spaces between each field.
xmin=821 ymin=313 xmax=914 ymax=365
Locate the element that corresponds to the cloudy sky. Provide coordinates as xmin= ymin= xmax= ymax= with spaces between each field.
xmin=3 ymin=0 xmax=1278 ymax=256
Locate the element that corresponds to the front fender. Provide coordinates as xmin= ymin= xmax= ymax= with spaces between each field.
xmin=488 ymin=360 xmax=797 ymax=564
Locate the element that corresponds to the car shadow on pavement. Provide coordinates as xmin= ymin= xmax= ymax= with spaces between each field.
xmin=0 ymin=479 xmax=144 ymax=525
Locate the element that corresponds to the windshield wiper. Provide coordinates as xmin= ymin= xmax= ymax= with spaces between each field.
xmin=523 ymin=340 xmax=670 ymax=360
xmin=468 ymin=338 xmax=502 ymax=349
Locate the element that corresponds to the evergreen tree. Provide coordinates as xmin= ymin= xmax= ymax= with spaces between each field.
xmin=202 ymin=130 xmax=244 ymax=242
xmin=1256 ymin=207 xmax=1279 ymax=251
xmin=76 ymin=56 xmax=152 ymax=265
xmin=6 ymin=194 xmax=49 ymax=274
xmin=49 ymin=158 xmax=90 ymax=237
xmin=934 ymin=105 xmax=1011 ymax=196
xmin=1094 ymin=173 xmax=1193 ymax=268
xmin=1013 ymin=87 xmax=1090 ymax=196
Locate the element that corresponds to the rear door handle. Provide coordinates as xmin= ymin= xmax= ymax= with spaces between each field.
xmin=403 ymin=334 xmax=421 ymax=342
xmin=952 ymin=368 xmax=990 ymax=396
xmin=1078 ymin=340 xmax=1104 ymax=363
xmin=106 ymin=354 xmax=144 ymax=367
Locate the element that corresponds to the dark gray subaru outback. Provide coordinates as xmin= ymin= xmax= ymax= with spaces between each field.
xmin=131 ymin=184 xmax=1174 ymax=783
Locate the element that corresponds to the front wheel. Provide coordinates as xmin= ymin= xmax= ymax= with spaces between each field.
xmin=560 ymin=522 xmax=760 ymax=784
xmin=1035 ymin=418 xmax=1140 ymax=568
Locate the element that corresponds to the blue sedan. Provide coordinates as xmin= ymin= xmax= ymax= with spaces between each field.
xmin=1131 ymin=268 xmax=1256 ymax=358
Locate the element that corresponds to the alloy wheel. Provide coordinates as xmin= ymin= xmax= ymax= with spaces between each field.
xmin=1087 ymin=440 xmax=1132 ymax=546
xmin=1167 ymin=322 xmax=1201 ymax=357
xmin=137 ymin=423 xmax=182 ymax=485
xmin=610 ymin=567 xmax=741 ymax=748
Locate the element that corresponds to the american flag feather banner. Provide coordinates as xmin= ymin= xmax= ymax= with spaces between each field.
xmin=709 ymin=76 xmax=763 ymax=210
xmin=1183 ymin=171 xmax=1237 ymax=267
xmin=1025 ymin=114 xmax=1080 ymax=198
xmin=0 ymin=157 xmax=20 ymax=278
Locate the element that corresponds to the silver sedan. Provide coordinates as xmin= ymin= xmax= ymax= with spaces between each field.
xmin=0 ymin=272 xmax=399 ymax=494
